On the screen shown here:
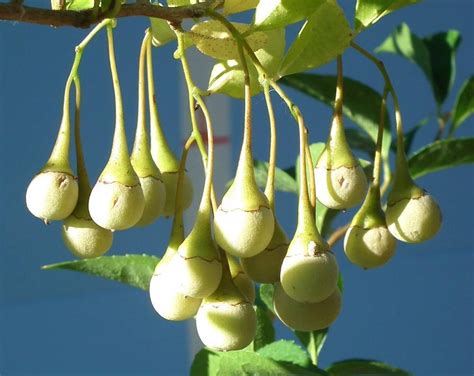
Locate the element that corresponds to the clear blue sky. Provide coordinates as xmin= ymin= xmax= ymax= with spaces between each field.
xmin=0 ymin=1 xmax=472 ymax=375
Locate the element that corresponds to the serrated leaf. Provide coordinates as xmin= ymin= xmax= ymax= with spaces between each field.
xmin=450 ymin=76 xmax=474 ymax=135
xmin=42 ymin=254 xmax=160 ymax=291
xmin=254 ymin=0 xmax=325 ymax=31
xmin=259 ymin=283 xmax=275 ymax=314
xmin=281 ymin=74 xmax=392 ymax=160
xmin=224 ymin=0 xmax=259 ymax=15
xmin=355 ymin=0 xmax=421 ymax=32
xmin=252 ymin=159 xmax=298 ymax=194
xmin=408 ymin=138 xmax=474 ymax=179
xmin=253 ymin=306 xmax=275 ymax=350
xmin=208 ymin=28 xmax=285 ymax=98
xmin=280 ymin=1 xmax=352 ymax=76
xmin=189 ymin=20 xmax=268 ymax=60
xmin=257 ymin=340 xmax=311 ymax=368
xmin=294 ymin=330 xmax=328 ymax=367
xmin=326 ymin=358 xmax=410 ymax=375
xmin=149 ymin=17 xmax=176 ymax=47
xmin=376 ymin=24 xmax=461 ymax=106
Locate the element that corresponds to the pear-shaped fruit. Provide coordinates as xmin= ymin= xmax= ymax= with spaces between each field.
xmin=196 ymin=253 xmax=256 ymax=351
xmin=147 ymin=39 xmax=193 ymax=217
xmin=131 ymin=32 xmax=166 ymax=227
xmin=386 ymin=148 xmax=442 ymax=243
xmin=228 ymin=255 xmax=255 ymax=303
xmin=89 ymin=26 xmax=145 ymax=231
xmin=214 ymin=119 xmax=274 ymax=257
xmin=344 ymin=185 xmax=396 ymax=269
xmin=240 ymin=219 xmax=289 ymax=283
xmin=314 ymin=115 xmax=368 ymax=209
xmin=281 ymin=123 xmax=339 ymax=304
xmin=26 ymin=92 xmax=78 ymax=223
xmin=273 ymin=283 xmax=341 ymax=332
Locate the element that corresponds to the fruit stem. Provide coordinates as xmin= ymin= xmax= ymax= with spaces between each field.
xmin=350 ymin=42 xmax=415 ymax=192
xmin=71 ymin=76 xmax=92 ymax=219
xmin=263 ymin=81 xmax=276 ymax=209
xmin=305 ymin=139 xmax=316 ymax=213
xmin=131 ymin=29 xmax=158 ymax=178
xmin=46 ymin=19 xmax=112 ymax=174
xmin=146 ymin=35 xmax=179 ymax=172
xmin=169 ymin=134 xmax=195 ymax=248
xmin=373 ymin=86 xmax=389 ymax=188
xmin=334 ymin=55 xmax=343 ymax=118
xmin=175 ymin=29 xmax=215 ymax=216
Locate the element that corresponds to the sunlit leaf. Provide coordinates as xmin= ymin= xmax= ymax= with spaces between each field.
xmin=279 ymin=1 xmax=352 ymax=76
xmin=355 ymin=0 xmax=421 ymax=32
xmin=149 ymin=17 xmax=176 ymax=47
xmin=450 ymin=76 xmax=474 ymax=135
xmin=254 ymin=0 xmax=325 ymax=31
xmin=294 ymin=330 xmax=328 ymax=367
xmin=257 ymin=340 xmax=312 ymax=368
xmin=253 ymin=306 xmax=275 ymax=350
xmin=42 ymin=254 xmax=160 ymax=291
xmin=224 ymin=0 xmax=259 ymax=15
xmin=253 ymin=159 xmax=298 ymax=193
xmin=408 ymin=138 xmax=474 ymax=179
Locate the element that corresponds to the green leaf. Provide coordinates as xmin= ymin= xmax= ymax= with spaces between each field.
xmin=281 ymin=74 xmax=392 ymax=160
xmin=337 ymin=273 xmax=344 ymax=293
xmin=279 ymin=0 xmax=352 ymax=76
xmin=259 ymin=283 xmax=275 ymax=313
xmin=326 ymin=359 xmax=410 ymax=375
xmin=253 ymin=159 xmax=298 ymax=193
xmin=450 ymin=76 xmax=474 ymax=135
xmin=345 ymin=128 xmax=376 ymax=158
xmin=408 ymin=138 xmax=474 ymax=179
xmin=403 ymin=117 xmax=430 ymax=154
xmin=149 ymin=17 xmax=176 ymax=47
xmin=66 ymin=0 xmax=95 ymax=10
xmin=254 ymin=0 xmax=325 ymax=31
xmin=224 ymin=0 xmax=259 ymax=15
xmin=355 ymin=0 xmax=421 ymax=32
xmin=189 ymin=21 xmax=268 ymax=60
xmin=167 ymin=0 xmax=194 ymax=6
xmin=376 ymin=24 xmax=461 ymax=105
xmin=316 ymin=201 xmax=339 ymax=238
xmin=190 ymin=348 xmax=221 ymax=376
xmin=294 ymin=330 xmax=328 ymax=367
xmin=42 ymin=254 xmax=160 ymax=291
xmin=208 ymin=28 xmax=285 ymax=98
xmin=257 ymin=340 xmax=312 ymax=368
xmin=253 ymin=306 xmax=275 ymax=350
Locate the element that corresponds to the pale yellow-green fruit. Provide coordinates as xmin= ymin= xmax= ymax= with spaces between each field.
xmin=168 ymin=255 xmax=222 ymax=299
xmin=344 ymin=225 xmax=396 ymax=269
xmin=386 ymin=193 xmax=442 ymax=243
xmin=196 ymin=300 xmax=256 ymax=351
xmin=214 ymin=206 xmax=275 ymax=258
xmin=62 ymin=215 xmax=113 ymax=259
xmin=273 ymin=283 xmax=342 ymax=332
xmin=240 ymin=220 xmax=289 ymax=283
xmin=314 ymin=163 xmax=368 ymax=210
xmin=281 ymin=235 xmax=338 ymax=303
xmin=88 ymin=181 xmax=145 ymax=231
xmin=161 ymin=171 xmax=193 ymax=218
xmin=135 ymin=176 xmax=166 ymax=227
xmin=26 ymin=171 xmax=78 ymax=222
xmin=149 ymin=262 xmax=201 ymax=321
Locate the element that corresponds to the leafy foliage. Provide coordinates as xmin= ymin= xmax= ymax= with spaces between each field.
xmin=326 ymin=359 xmax=411 ymax=375
xmin=43 ymin=255 xmax=160 ymax=291
xmin=450 ymin=76 xmax=474 ymax=135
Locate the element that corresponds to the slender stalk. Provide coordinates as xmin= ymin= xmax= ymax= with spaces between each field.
xmin=334 ymin=55 xmax=343 ymax=118
xmin=305 ymin=139 xmax=316 ymax=211
xmin=373 ymin=87 xmax=389 ymax=188
xmin=263 ymin=82 xmax=277 ymax=208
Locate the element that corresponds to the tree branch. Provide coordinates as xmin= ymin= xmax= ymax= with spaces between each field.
xmin=0 ymin=2 xmax=219 ymax=29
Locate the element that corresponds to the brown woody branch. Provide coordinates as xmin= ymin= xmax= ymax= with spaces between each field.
xmin=0 ymin=1 xmax=219 ymax=29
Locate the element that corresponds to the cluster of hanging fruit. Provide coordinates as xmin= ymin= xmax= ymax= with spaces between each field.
xmin=25 ymin=20 xmax=442 ymax=353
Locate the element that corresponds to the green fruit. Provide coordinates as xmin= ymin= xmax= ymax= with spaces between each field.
xmin=169 ymin=211 xmax=222 ymax=299
xmin=315 ymin=115 xmax=368 ymax=209
xmin=273 ymin=283 xmax=342 ymax=332
xmin=160 ymin=172 xmax=193 ymax=217
xmin=26 ymin=171 xmax=78 ymax=222
xmin=386 ymin=192 xmax=441 ymax=243
xmin=196 ymin=255 xmax=256 ymax=351
xmin=240 ymin=219 xmax=289 ymax=283
xmin=280 ymin=232 xmax=339 ymax=303
xmin=344 ymin=185 xmax=396 ymax=268
xmin=228 ymin=255 xmax=255 ymax=303
xmin=62 ymin=215 xmax=113 ymax=259
xmin=134 ymin=176 xmax=166 ymax=226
